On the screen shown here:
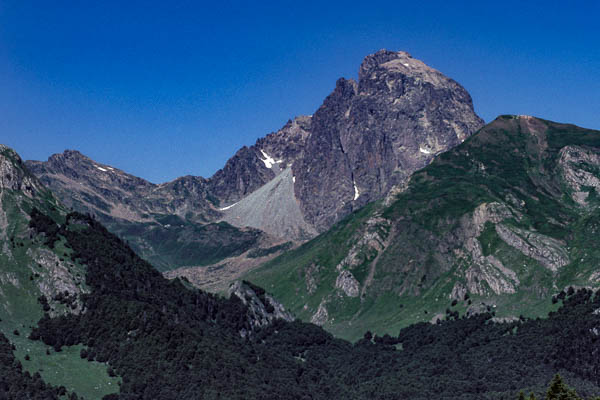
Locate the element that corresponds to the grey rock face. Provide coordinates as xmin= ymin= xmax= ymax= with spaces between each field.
xmin=294 ymin=50 xmax=484 ymax=230
xmin=209 ymin=115 xmax=311 ymax=206
xmin=0 ymin=145 xmax=44 ymax=198
xmin=455 ymin=203 xmax=522 ymax=296
xmin=27 ymin=247 xmax=87 ymax=315
xmin=558 ymin=145 xmax=600 ymax=205
xmin=335 ymin=269 xmax=360 ymax=297
xmin=495 ymin=224 xmax=569 ymax=272
xmin=310 ymin=299 xmax=329 ymax=326
xmin=228 ymin=280 xmax=294 ymax=337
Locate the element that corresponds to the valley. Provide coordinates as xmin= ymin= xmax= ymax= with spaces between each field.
xmin=1 ymin=47 xmax=599 ymax=399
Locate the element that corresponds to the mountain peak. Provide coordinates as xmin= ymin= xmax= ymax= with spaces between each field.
xmin=46 ymin=149 xmax=91 ymax=165
xmin=295 ymin=49 xmax=484 ymax=230
xmin=359 ymin=49 xmax=457 ymax=89
xmin=359 ymin=49 xmax=412 ymax=73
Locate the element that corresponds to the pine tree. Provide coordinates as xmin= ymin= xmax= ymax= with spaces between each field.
xmin=545 ymin=374 xmax=581 ymax=400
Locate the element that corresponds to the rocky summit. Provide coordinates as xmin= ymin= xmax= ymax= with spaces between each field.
xmin=27 ymin=50 xmax=483 ymax=285
xmin=293 ymin=50 xmax=484 ymax=231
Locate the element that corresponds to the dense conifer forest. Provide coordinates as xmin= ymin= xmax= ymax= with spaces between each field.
xmin=19 ymin=208 xmax=600 ymax=399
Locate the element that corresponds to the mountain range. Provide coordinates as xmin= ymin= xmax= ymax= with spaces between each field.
xmin=26 ymin=50 xmax=483 ymax=290
xmin=2 ymin=48 xmax=600 ymax=399
xmin=23 ymin=50 xmax=600 ymax=342
xmin=1 ymin=139 xmax=600 ymax=399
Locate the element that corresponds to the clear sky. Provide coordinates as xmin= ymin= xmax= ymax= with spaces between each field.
xmin=1 ymin=1 xmax=598 ymax=183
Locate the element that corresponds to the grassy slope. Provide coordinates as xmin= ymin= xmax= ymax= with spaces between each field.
xmin=0 ymin=148 xmax=119 ymax=399
xmin=246 ymin=116 xmax=600 ymax=341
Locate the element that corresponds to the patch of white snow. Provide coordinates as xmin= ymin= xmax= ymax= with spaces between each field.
xmin=419 ymin=147 xmax=432 ymax=155
xmin=353 ymin=181 xmax=360 ymax=201
xmin=219 ymin=202 xmax=238 ymax=211
xmin=95 ymin=166 xmax=108 ymax=172
xmin=259 ymin=150 xmax=282 ymax=169
xmin=292 ymin=176 xmax=296 ymax=183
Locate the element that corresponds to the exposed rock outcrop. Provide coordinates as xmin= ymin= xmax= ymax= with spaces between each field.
xmin=335 ymin=270 xmax=360 ymax=297
xmin=228 ymin=280 xmax=294 ymax=337
xmin=457 ymin=202 xmax=521 ymax=295
xmin=495 ymin=224 xmax=569 ymax=272
xmin=27 ymin=248 xmax=87 ymax=314
xmin=311 ymin=299 xmax=329 ymax=326
xmin=0 ymin=145 xmax=45 ymax=198
xmin=558 ymin=145 xmax=600 ymax=205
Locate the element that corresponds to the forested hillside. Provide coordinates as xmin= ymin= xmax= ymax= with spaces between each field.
xmin=23 ymin=207 xmax=600 ymax=399
xmin=2 ymin=131 xmax=600 ymax=398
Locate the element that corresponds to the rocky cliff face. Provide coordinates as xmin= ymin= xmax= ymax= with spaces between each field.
xmin=209 ymin=115 xmax=311 ymax=206
xmin=0 ymin=145 xmax=47 ymax=198
xmin=293 ymin=50 xmax=484 ymax=230
xmin=228 ymin=280 xmax=294 ymax=337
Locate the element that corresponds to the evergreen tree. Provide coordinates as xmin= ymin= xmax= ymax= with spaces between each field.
xmin=545 ymin=374 xmax=581 ymax=400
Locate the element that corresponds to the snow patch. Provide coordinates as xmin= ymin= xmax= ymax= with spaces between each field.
xmin=353 ymin=181 xmax=360 ymax=201
xmin=402 ymin=63 xmax=410 ymax=67
xmin=95 ymin=165 xmax=108 ymax=172
xmin=292 ymin=176 xmax=296 ymax=183
xmin=259 ymin=149 xmax=282 ymax=169
xmin=106 ymin=166 xmax=114 ymax=171
xmin=419 ymin=147 xmax=432 ymax=155
xmin=219 ymin=202 xmax=238 ymax=211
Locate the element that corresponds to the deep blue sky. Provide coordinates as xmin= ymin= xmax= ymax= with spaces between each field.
xmin=1 ymin=1 xmax=598 ymax=183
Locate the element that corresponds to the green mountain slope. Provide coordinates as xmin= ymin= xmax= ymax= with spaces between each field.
xmin=0 ymin=145 xmax=120 ymax=399
xmin=22 ymin=195 xmax=600 ymax=399
xmin=3 ymin=142 xmax=600 ymax=399
xmin=245 ymin=115 xmax=600 ymax=340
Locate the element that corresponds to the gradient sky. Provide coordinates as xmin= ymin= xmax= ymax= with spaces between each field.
xmin=1 ymin=1 xmax=598 ymax=183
